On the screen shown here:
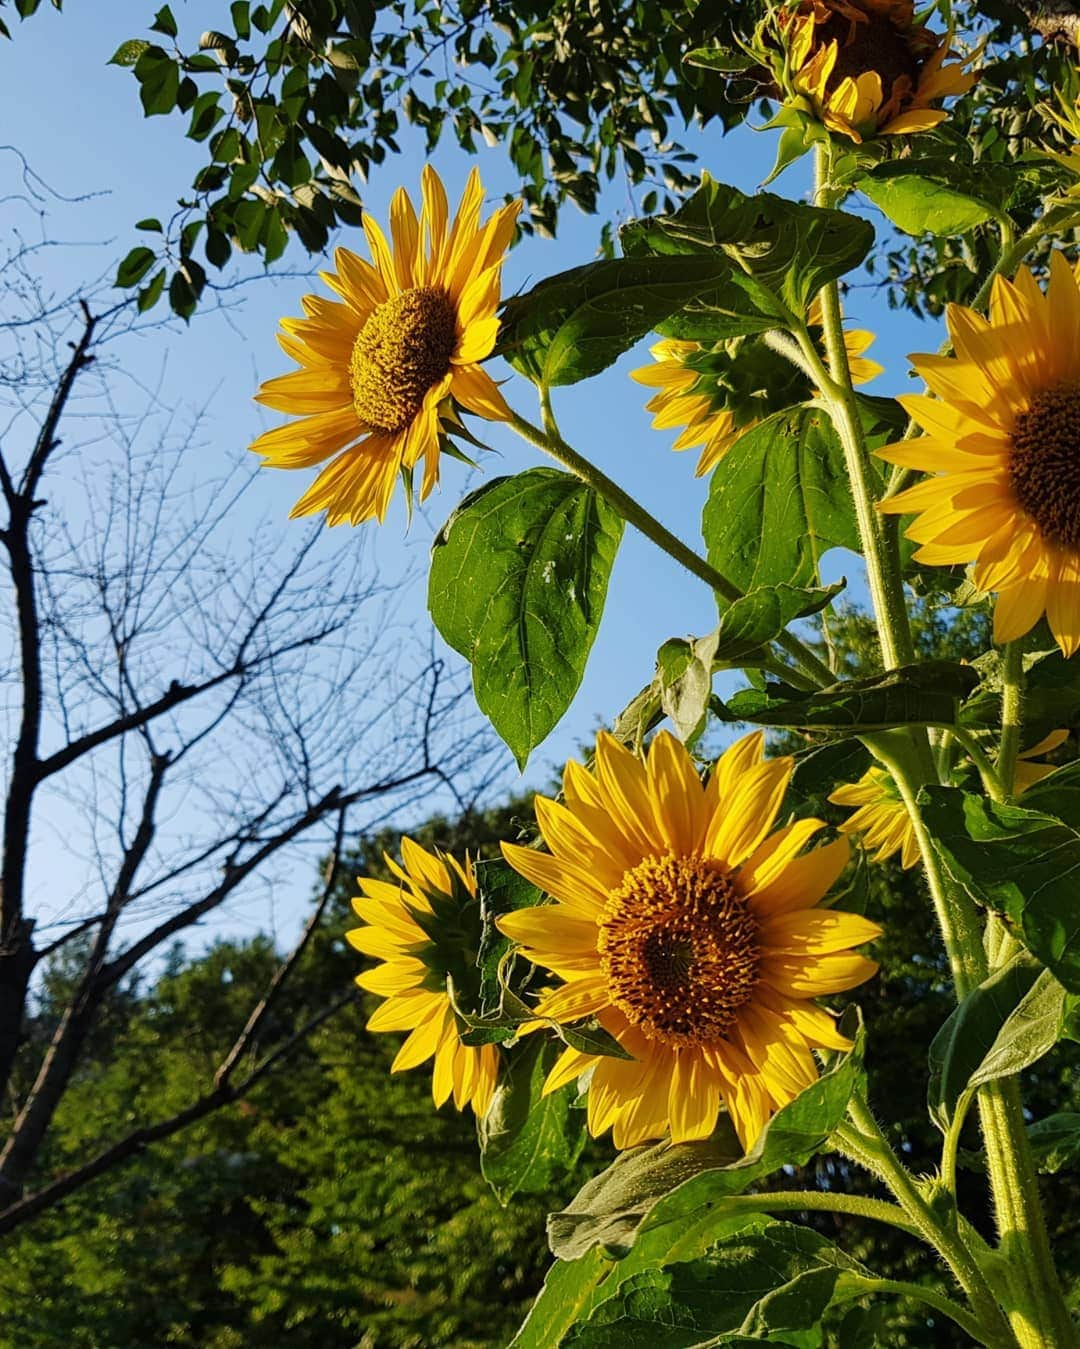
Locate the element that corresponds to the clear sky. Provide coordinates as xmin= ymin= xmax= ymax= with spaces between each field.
xmin=0 ymin=1 xmax=935 ymax=951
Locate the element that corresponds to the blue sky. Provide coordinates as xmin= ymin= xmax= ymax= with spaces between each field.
xmin=0 ymin=2 xmax=937 ymax=950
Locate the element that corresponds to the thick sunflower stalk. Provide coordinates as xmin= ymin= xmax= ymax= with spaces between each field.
xmin=252 ymin=2 xmax=1080 ymax=1344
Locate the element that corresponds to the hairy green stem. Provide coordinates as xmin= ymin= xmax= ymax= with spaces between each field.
xmin=810 ymin=143 xmax=915 ymax=672
xmin=998 ymin=640 xmax=1025 ymax=800
xmin=980 ymin=1079 xmax=1077 ymax=1347
xmin=506 ymin=405 xmax=836 ymax=688
xmin=720 ymin=1188 xmax=919 ymax=1235
xmin=836 ymin=1106 xmax=1014 ymax=1346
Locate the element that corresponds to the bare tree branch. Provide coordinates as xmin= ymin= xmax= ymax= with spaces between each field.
xmin=0 ymin=217 xmax=504 ymax=1219
xmin=215 ymin=806 xmax=347 ymax=1089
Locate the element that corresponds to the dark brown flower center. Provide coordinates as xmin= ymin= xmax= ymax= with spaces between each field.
xmin=597 ymin=854 xmax=759 ymax=1048
xmin=820 ymin=6 xmax=920 ymax=105
xmin=350 ymin=286 xmax=457 ymax=433
xmin=1009 ymin=382 xmax=1080 ymax=551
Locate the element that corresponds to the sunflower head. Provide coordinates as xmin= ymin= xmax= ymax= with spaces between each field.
xmin=830 ymin=767 xmax=920 ymax=868
xmin=831 ymin=734 xmax=1071 ymax=867
xmin=250 ymin=166 xmax=520 ymax=527
xmin=346 ymin=836 xmax=498 ymax=1117
xmin=498 ymin=730 xmax=880 ymax=1152
xmin=774 ymin=0 xmax=976 ymax=143
xmin=630 ymin=337 xmax=803 ymax=476
xmin=878 ymin=253 xmax=1080 ymax=658
xmin=631 ymin=310 xmax=879 ymax=475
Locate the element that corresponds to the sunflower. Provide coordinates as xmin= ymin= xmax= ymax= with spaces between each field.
xmin=878 ymin=253 xmax=1080 ymax=658
xmin=346 ymin=836 xmax=498 ymax=1117
xmin=251 ymin=166 xmax=520 ymax=526
xmin=829 ymin=767 xmax=919 ymax=868
xmin=631 ymin=301 xmax=880 ymax=476
xmin=779 ymin=0 xmax=976 ymax=143
xmin=497 ymin=730 xmax=880 ymax=1152
xmin=831 ymin=731 xmax=1070 ymax=868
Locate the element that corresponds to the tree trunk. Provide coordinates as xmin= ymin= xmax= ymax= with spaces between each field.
xmin=0 ymin=921 xmax=35 ymax=1121
xmin=0 ymin=975 xmax=99 ymax=1207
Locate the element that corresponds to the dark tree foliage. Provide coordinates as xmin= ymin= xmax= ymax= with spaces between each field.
xmin=4 ymin=0 xmax=1076 ymax=319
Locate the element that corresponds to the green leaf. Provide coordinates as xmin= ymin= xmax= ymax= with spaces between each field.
xmin=134 ymin=46 xmax=180 ymax=116
xmin=429 ymin=469 xmax=624 ymax=767
xmin=115 ymin=246 xmax=157 ymax=289
xmin=478 ymin=1038 xmax=587 ymax=1205
xmin=928 ymin=952 xmax=1067 ymax=1131
xmin=856 ymin=163 xmax=1001 ymax=237
xmin=497 ymin=254 xmax=732 ymax=388
xmin=151 ymin=4 xmax=177 ymax=37
xmin=621 ymin=174 xmax=874 ymax=340
xmin=108 ymin=37 xmax=150 ymax=66
xmin=565 ymin=1221 xmax=864 ymax=1348
xmin=168 ymin=268 xmax=196 ymax=321
xmin=655 ymin=582 xmax=843 ymax=741
xmin=713 ymin=582 xmax=844 ymax=658
xmin=137 ymin=268 xmax=166 ymax=313
xmin=230 ymin=1 xmax=250 ymax=39
xmin=713 ymin=661 xmax=977 ymax=734
xmin=473 ymin=859 xmax=544 ymax=1015
xmin=702 ymin=408 xmax=855 ymax=592
xmin=1022 ymin=760 xmax=1080 ymax=829
xmin=703 ymin=400 xmax=901 ymax=593
xmin=683 ymin=44 xmax=756 ymax=73
xmin=1027 ymin=1113 xmax=1080 ymax=1174
xmin=135 ymin=217 xmax=162 ymax=232
xmin=921 ymin=787 xmax=1080 ymax=993
xmin=548 ymin=1011 xmax=864 ymax=1262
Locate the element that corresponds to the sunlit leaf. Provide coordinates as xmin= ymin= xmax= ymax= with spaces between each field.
xmin=429 ymin=470 xmax=623 ymax=767
xmin=928 ymin=952 xmax=1067 ymax=1131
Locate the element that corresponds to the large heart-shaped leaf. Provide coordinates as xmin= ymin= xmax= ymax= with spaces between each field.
xmin=621 ymin=174 xmax=874 ymax=340
xmin=429 ymin=469 xmax=623 ymax=767
xmin=702 ymin=399 xmax=902 ymax=594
